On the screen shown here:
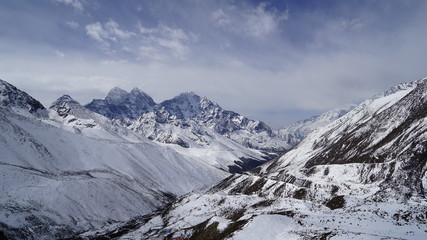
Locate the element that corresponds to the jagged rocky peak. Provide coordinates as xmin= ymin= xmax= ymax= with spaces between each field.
xmin=85 ymin=86 xmax=156 ymax=119
xmin=0 ymin=79 xmax=47 ymax=117
xmin=105 ymin=87 xmax=156 ymax=106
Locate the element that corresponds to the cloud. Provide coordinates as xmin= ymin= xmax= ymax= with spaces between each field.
xmin=211 ymin=9 xmax=232 ymax=27
xmin=105 ymin=20 xmax=134 ymax=39
xmin=137 ymin=24 xmax=197 ymax=60
xmin=66 ymin=21 xmax=79 ymax=29
xmin=211 ymin=2 xmax=288 ymax=38
xmin=51 ymin=0 xmax=85 ymax=11
xmin=84 ymin=18 xmax=196 ymax=61
xmin=85 ymin=20 xmax=134 ymax=46
xmin=55 ymin=50 xmax=65 ymax=59
xmin=86 ymin=22 xmax=107 ymax=43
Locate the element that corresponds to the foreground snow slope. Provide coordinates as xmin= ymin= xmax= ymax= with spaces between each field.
xmin=117 ymin=78 xmax=427 ymax=240
xmin=119 ymin=174 xmax=427 ymax=240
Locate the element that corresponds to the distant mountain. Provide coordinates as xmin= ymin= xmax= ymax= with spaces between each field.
xmin=115 ymin=78 xmax=427 ymax=240
xmin=276 ymin=105 xmax=355 ymax=147
xmin=86 ymin=87 xmax=156 ymax=119
xmin=87 ymin=89 xmax=296 ymax=155
xmin=128 ymin=91 xmax=288 ymax=153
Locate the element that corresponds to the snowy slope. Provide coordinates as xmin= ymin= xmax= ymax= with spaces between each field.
xmin=262 ymin=78 xmax=427 ymax=200
xmin=116 ymin=78 xmax=427 ymax=240
xmin=0 ymin=83 xmax=230 ymax=239
xmin=117 ymin=173 xmax=427 ymax=240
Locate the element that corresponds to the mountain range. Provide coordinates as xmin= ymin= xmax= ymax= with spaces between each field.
xmin=2 ymin=77 xmax=425 ymax=239
xmin=0 ymin=79 xmax=345 ymax=239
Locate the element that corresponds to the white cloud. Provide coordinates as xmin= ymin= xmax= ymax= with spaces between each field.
xmin=86 ymin=22 xmax=108 ymax=43
xmin=211 ymin=2 xmax=288 ymax=38
xmin=52 ymin=0 xmax=85 ymax=11
xmin=137 ymin=24 xmax=198 ymax=61
xmin=66 ymin=21 xmax=79 ymax=29
xmin=85 ymin=20 xmax=134 ymax=46
xmin=84 ymin=19 xmax=195 ymax=61
xmin=138 ymin=46 xmax=164 ymax=61
xmin=211 ymin=9 xmax=232 ymax=27
xmin=55 ymin=50 xmax=65 ymax=59
xmin=105 ymin=20 xmax=134 ymax=39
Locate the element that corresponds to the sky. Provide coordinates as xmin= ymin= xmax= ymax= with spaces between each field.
xmin=1 ymin=0 xmax=427 ymax=128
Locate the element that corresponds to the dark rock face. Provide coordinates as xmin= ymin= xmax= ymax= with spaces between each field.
xmin=85 ymin=87 xmax=156 ymax=119
xmin=49 ymin=95 xmax=80 ymax=118
xmin=0 ymin=79 xmax=47 ymax=117
xmin=325 ymin=195 xmax=345 ymax=210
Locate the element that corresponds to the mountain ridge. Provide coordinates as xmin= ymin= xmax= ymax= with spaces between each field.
xmin=86 ymin=88 xmax=337 ymax=155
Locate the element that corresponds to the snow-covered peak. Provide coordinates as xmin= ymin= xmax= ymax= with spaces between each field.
xmin=160 ymin=92 xmax=205 ymax=119
xmin=50 ymin=94 xmax=80 ymax=108
xmin=178 ymin=91 xmax=200 ymax=98
xmin=172 ymin=92 xmax=202 ymax=105
xmin=49 ymin=94 xmax=106 ymax=123
xmin=159 ymin=92 xmax=223 ymax=119
xmin=0 ymin=79 xmax=47 ymax=118
xmin=200 ymin=96 xmax=220 ymax=109
xmin=105 ymin=87 xmax=129 ymax=104
xmin=130 ymin=87 xmax=142 ymax=93
xmin=130 ymin=87 xmax=149 ymax=98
